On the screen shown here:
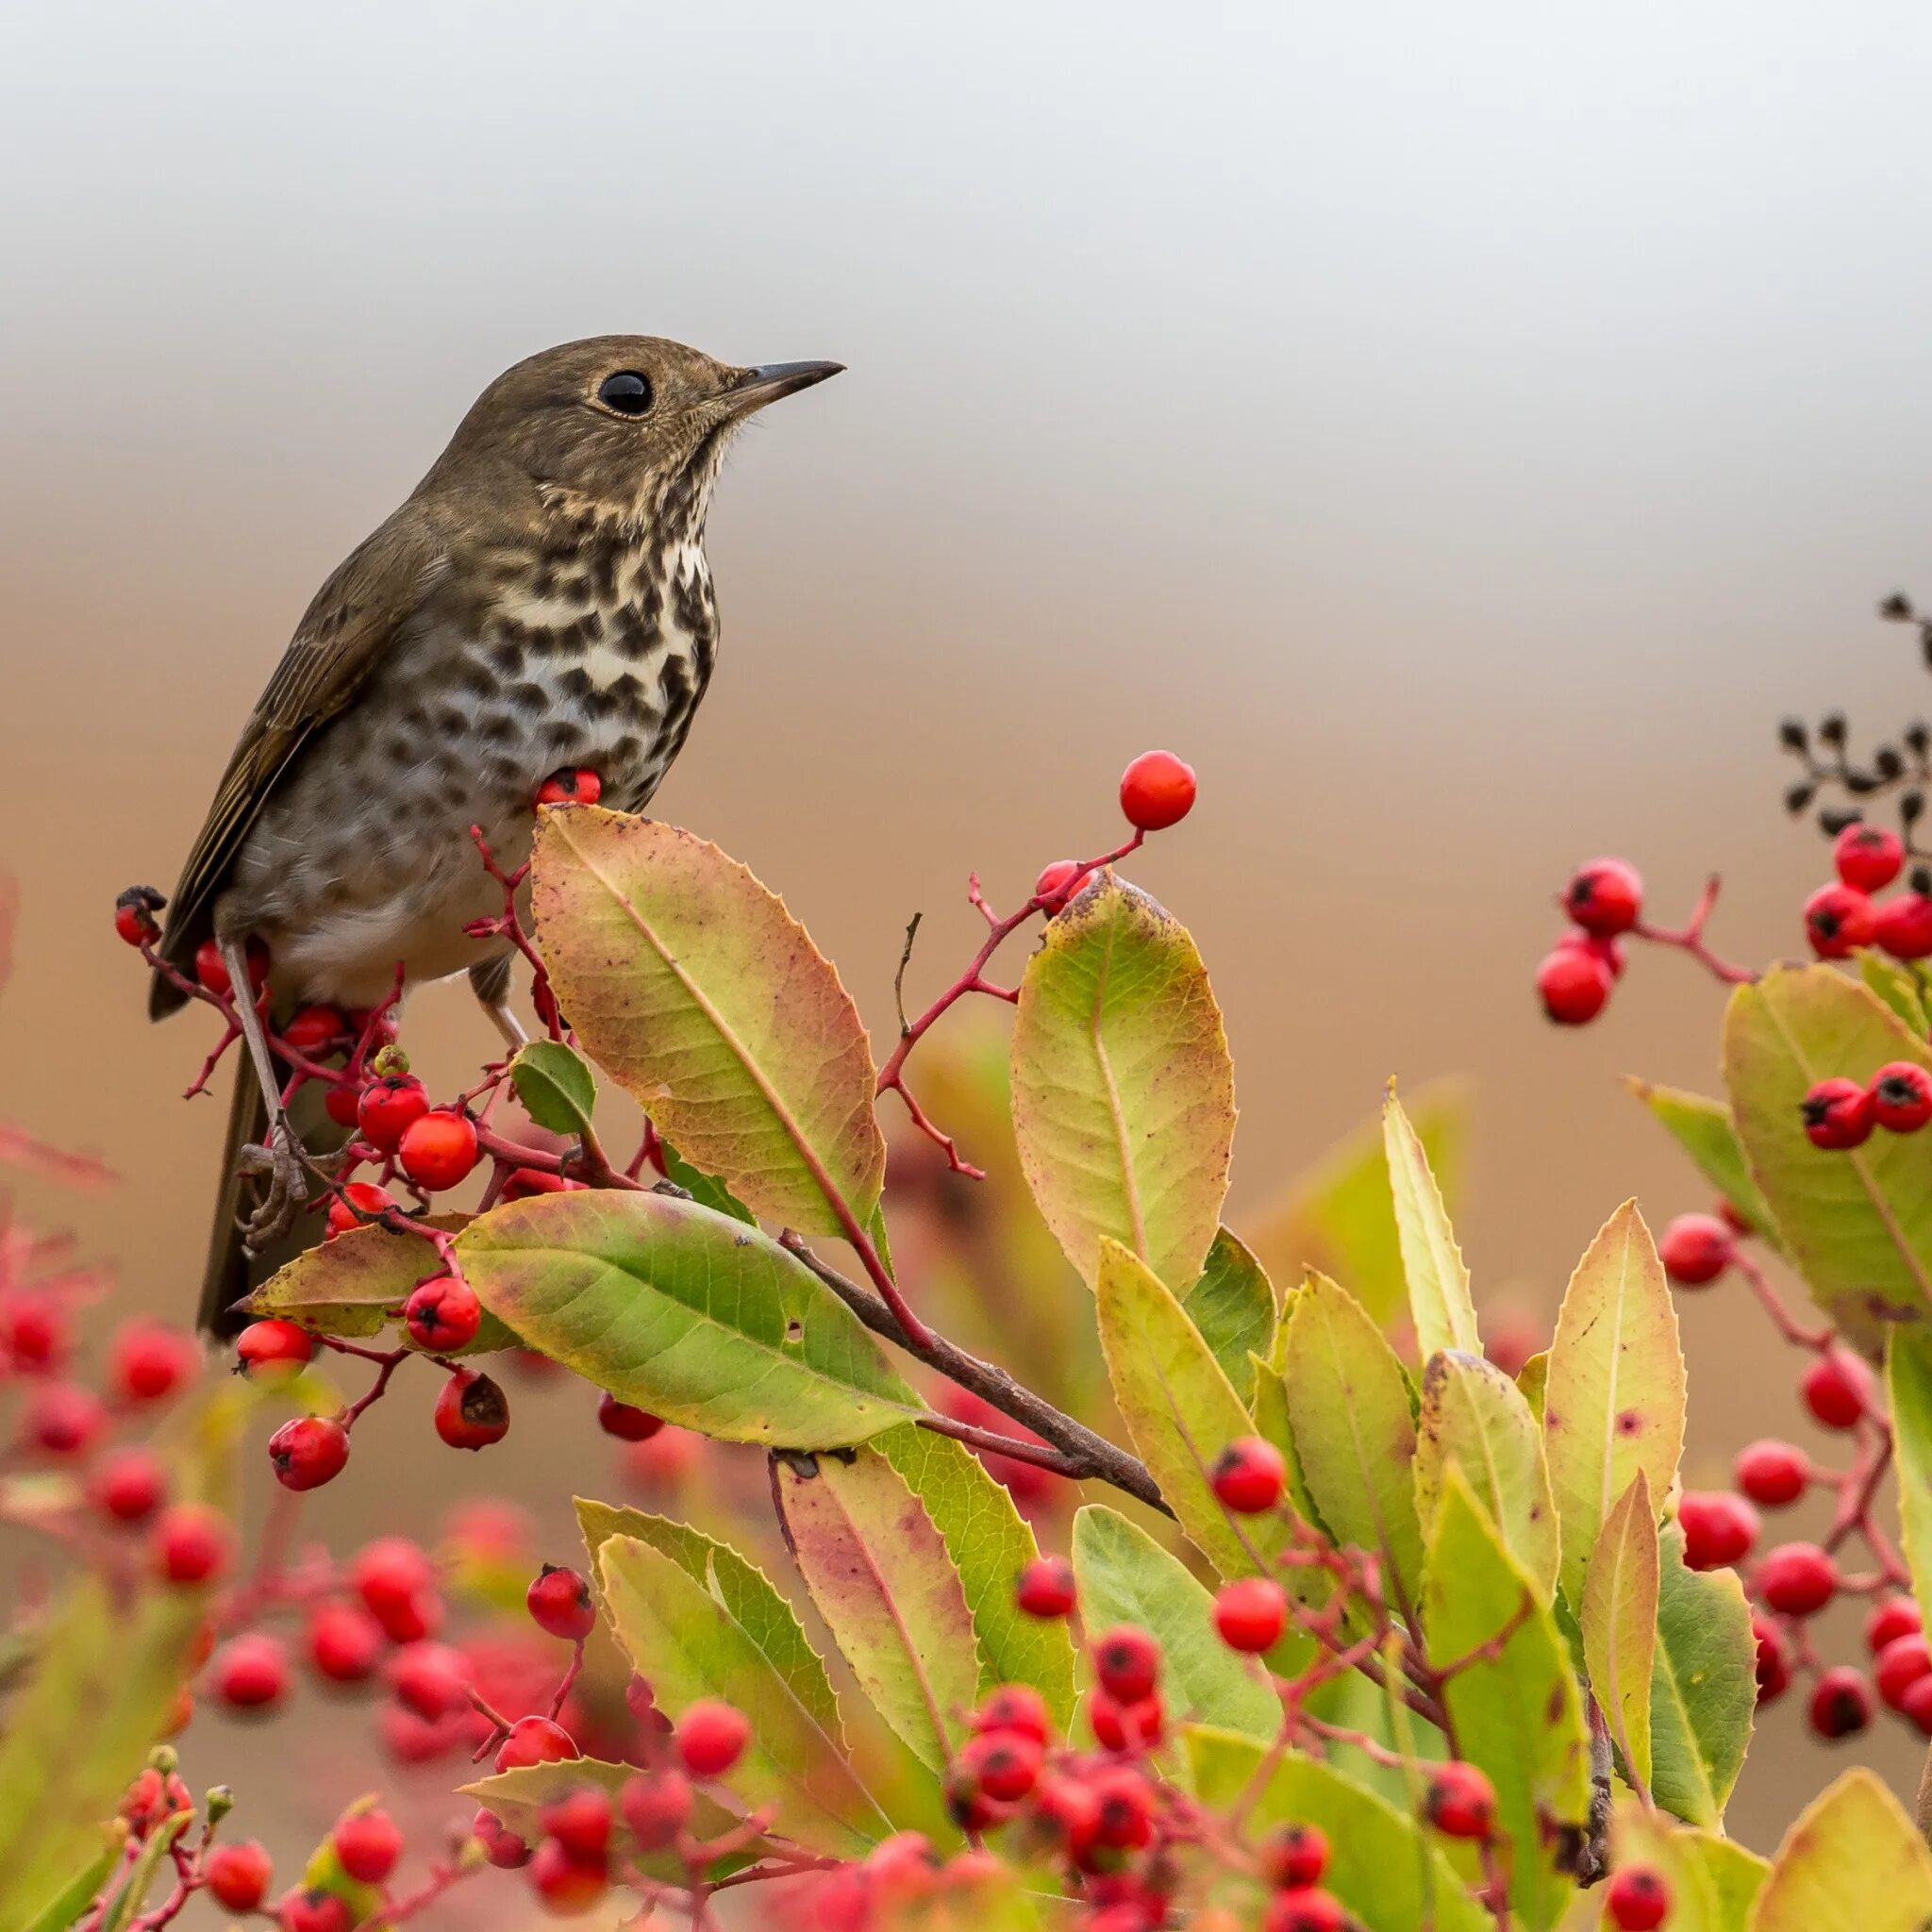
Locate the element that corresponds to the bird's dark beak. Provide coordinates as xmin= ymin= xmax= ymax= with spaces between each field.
xmin=722 ymin=360 xmax=844 ymax=416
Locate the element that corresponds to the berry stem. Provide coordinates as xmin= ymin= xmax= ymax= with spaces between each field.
xmin=1631 ymin=875 xmax=1756 ymax=985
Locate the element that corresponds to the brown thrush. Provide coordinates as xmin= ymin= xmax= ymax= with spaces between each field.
xmin=147 ymin=336 xmax=842 ymax=1330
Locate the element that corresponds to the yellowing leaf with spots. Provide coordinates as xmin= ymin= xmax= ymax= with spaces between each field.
xmin=1581 ymin=1470 xmax=1658 ymax=1793
xmin=530 ymin=808 xmax=886 ymax=1238
xmin=1748 ymin=1768 xmax=1932 ymax=1932
xmin=1010 ymin=874 xmax=1235 ymax=1294
xmin=1542 ymin=1201 xmax=1684 ymax=1607
xmin=1384 ymin=1088 xmax=1480 ymax=1359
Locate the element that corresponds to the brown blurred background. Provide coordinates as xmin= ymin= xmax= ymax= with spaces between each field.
xmin=8 ymin=0 xmax=1932 ymax=1886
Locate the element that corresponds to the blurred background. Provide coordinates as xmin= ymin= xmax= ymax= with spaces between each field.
xmin=8 ymin=0 xmax=1932 ymax=1889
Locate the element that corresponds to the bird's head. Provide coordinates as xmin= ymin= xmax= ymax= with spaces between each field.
xmin=434 ymin=335 xmax=842 ymax=533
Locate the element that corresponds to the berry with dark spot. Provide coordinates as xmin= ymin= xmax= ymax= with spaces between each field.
xmin=1563 ymin=858 xmax=1643 ymax=937
xmin=1089 ymin=1687 xmax=1165 ymax=1753
xmin=404 ymin=1275 xmax=482 ymax=1352
xmin=1804 ymin=882 xmax=1878 ymax=958
xmin=1263 ymin=1891 xmax=1349 ymax=1932
xmin=1423 ymin=1761 xmax=1497 ymax=1840
xmin=1836 ymin=823 xmax=1906 ymax=892
xmin=114 ymin=886 xmax=164 ymax=948
xmin=528 ymin=1838 xmax=607 ymax=1911
xmin=956 ymin=1730 xmax=1042 ymax=1802
xmin=277 ymin=1889 xmax=350 ymax=1932
xmin=538 ymin=767 xmax=603 ymax=808
xmin=434 ymin=1368 xmax=508 ymax=1449
xmin=358 ymin=1075 xmax=429 ymax=1153
xmin=1092 ymin=1625 xmax=1161 ymax=1704
xmin=527 ymin=1563 xmax=596 ymax=1642
xmin=267 ymin=1415 xmax=350 ymax=1491
xmin=1606 ymin=1863 xmax=1672 ymax=1930
xmin=1800 ymin=1078 xmax=1874 ymax=1150
xmin=1258 ymin=1821 xmax=1329 ymax=1890
xmin=972 ymin=1685 xmax=1053 ymax=1744
xmin=1088 ymin=1765 xmax=1157 ymax=1849
xmin=236 ymin=1318 xmax=314 ymax=1376
xmin=1808 ymin=1666 xmax=1872 ymax=1740
xmin=1873 ymin=1062 xmax=1932 ymax=1133
xmin=1211 ymin=1435 xmax=1286 ymax=1513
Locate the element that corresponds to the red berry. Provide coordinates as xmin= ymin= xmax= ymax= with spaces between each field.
xmin=435 ymin=1367 xmax=508 ymax=1449
xmin=1869 ymin=1596 xmax=1924 ymax=1655
xmin=121 ymin=1766 xmax=192 ymax=1838
xmin=352 ymin=1536 xmax=434 ymax=1614
xmin=194 ymin=936 xmax=269 ymax=998
xmin=1088 ymin=1765 xmax=1157 ymax=1849
xmin=210 ymin=1632 xmax=289 ymax=1710
xmin=1801 ymin=1077 xmax=1875 ymax=1150
xmin=957 ymin=1730 xmax=1042 ymax=1802
xmin=972 ymin=1684 xmax=1053 ymax=1745
xmin=1089 ymin=1687 xmax=1165 ymax=1753
xmin=152 ymin=1503 xmax=231 ymax=1585
xmin=676 ymin=1699 xmax=751 ymax=1778
xmin=1258 ymin=1821 xmax=1329 ymax=1890
xmin=325 ymin=1082 xmax=363 ymax=1127
xmin=621 ymin=1770 xmax=693 ymax=1850
xmin=1213 ymin=1576 xmax=1288 ymax=1654
xmin=494 ymin=1715 xmax=579 ymax=1773
xmin=1092 ymin=1625 xmax=1161 ymax=1704
xmin=527 ymin=1563 xmax=596 ymax=1641
xmin=1657 ymin=1212 xmax=1733 ymax=1287
xmin=1904 ymin=1673 xmax=1932 ymax=1736
xmin=541 ymin=1787 xmax=613 ymax=1862
xmin=1555 ymin=926 xmax=1628 ymax=979
xmin=1424 ymin=1761 xmax=1497 ymax=1840
xmin=387 ymin=1641 xmax=472 ymax=1720
xmin=1119 ymin=750 xmax=1196 ymax=832
xmin=1034 ymin=859 xmax=1086 ymax=909
xmin=1875 ymin=1634 xmax=1932 ymax=1711
xmin=205 ymin=1840 xmax=273 ymax=1912
xmin=114 ymin=887 xmax=164 ymax=948
xmin=1035 ymin=1775 xmax=1102 ymax=1859
xmin=1878 ymin=892 xmax=1932 ymax=960
xmin=370 ymin=1587 xmax=441 ymax=1645
xmin=537 ymin=766 xmax=603 ymax=808
xmin=1211 ymin=1435 xmax=1286 ymax=1513
xmin=474 ymin=1807 xmax=531 ymax=1869
xmin=358 ymin=1074 xmax=430 ymax=1153
xmin=1735 ymin=1439 xmax=1807 ymax=1507
xmin=306 ymin=1600 xmax=385 ymax=1684
xmin=236 ymin=1317 xmax=314 ymax=1376
xmin=1873 ymin=1061 xmax=1932 ymax=1133
xmin=399 ymin=1110 xmax=479 ymax=1191
xmin=333 ymin=1807 xmax=404 ymax=1883
xmin=381 ymin=1703 xmax=464 ymax=1765
xmin=1805 ymin=882 xmax=1879 ymax=958
xmin=1803 ymin=1350 xmax=1874 ymax=1429
xmin=1677 ymin=1491 xmax=1758 ymax=1571
xmin=1752 ymin=1612 xmax=1790 ymax=1703
xmin=1606 ymin=1863 xmax=1672 ymax=1931
xmin=1563 ymin=858 xmax=1644 ymax=937
xmin=1758 ymin=1541 xmax=1838 ymax=1616
xmin=282 ymin=1005 xmax=347 ymax=1058
xmin=527 ymin=1836 xmax=607 ymax=1911
xmin=1808 ymin=1666 xmax=1872 ymax=1740
xmin=596 ymin=1392 xmax=663 ymax=1441
xmin=1016 ymin=1555 xmax=1076 ymax=1619
xmin=6 ymin=1291 xmax=69 ymax=1371
xmin=1836 ymin=823 xmax=1906 ymax=892
xmin=25 ymin=1383 xmax=105 ymax=1457
xmin=404 ymin=1274 xmax=482 ymax=1352
xmin=1537 ymin=944 xmax=1613 ymax=1024
xmin=327 ymin=1180 xmax=394 ymax=1237
xmin=90 ymin=1446 xmax=166 ymax=1524
xmin=1263 ymin=1891 xmax=1348 ymax=1932
xmin=268 ymin=1415 xmax=350 ymax=1491
xmin=278 ymin=1890 xmax=351 ymax=1932
xmin=108 ymin=1321 xmax=197 ymax=1404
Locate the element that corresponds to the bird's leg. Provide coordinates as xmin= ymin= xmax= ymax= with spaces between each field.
xmin=468 ymin=954 xmax=527 ymax=1053
xmin=221 ymin=936 xmax=308 ymax=1251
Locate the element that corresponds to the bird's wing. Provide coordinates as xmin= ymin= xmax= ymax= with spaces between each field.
xmin=152 ymin=505 xmax=448 ymax=1009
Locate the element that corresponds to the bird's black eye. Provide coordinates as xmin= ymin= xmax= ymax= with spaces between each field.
xmin=597 ymin=371 xmax=654 ymax=415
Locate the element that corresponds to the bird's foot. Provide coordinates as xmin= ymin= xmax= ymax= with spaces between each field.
xmin=236 ymin=1120 xmax=308 ymax=1254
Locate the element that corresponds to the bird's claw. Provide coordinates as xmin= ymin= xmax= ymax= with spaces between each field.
xmin=237 ymin=1121 xmax=308 ymax=1254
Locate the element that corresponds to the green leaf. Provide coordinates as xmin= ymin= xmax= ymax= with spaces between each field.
xmin=1698 ymin=1833 xmax=1772 ymax=1924
xmin=1412 ymin=1349 xmax=1558 ymax=1602
xmin=530 ymin=808 xmax=886 ymax=1237
xmin=1072 ymin=1507 xmax=1280 ymax=1740
xmin=18 ymin=1832 xmax=125 ymax=1932
xmin=1516 ymin=1349 xmax=1548 ymax=1420
xmin=598 ymin=1534 xmax=889 ymax=1854
xmin=1582 ymin=1470 xmax=1658 ymax=1792
xmin=1724 ymin=964 xmax=1932 ymax=1346
xmin=1423 ymin=1472 xmax=1591 ymax=1932
xmin=658 ymin=1139 xmax=755 ymax=1224
xmin=461 ymin=1191 xmax=920 ymax=1446
xmin=575 ymin=1499 xmax=843 ymax=1735
xmin=1183 ymin=1726 xmax=1492 ymax=1932
xmin=1887 ymin=1324 xmax=1932 ymax=1615
xmin=1611 ymin=1807 xmax=1723 ymax=1932
xmin=1009 ymin=874 xmax=1235 ymax=1295
xmin=458 ymin=1757 xmax=747 ymax=1881
xmin=1181 ymin=1228 xmax=1275 ymax=1404
xmin=1542 ymin=1201 xmax=1685 ymax=1607
xmin=98 ymin=1811 xmax=191 ymax=1932
xmin=1248 ymin=1081 xmax=1472 ymax=1331
xmin=241 ymin=1216 xmax=516 ymax=1354
xmin=1095 ymin=1240 xmax=1287 ymax=1579
xmin=871 ymin=1426 xmax=1075 ymax=1724
xmin=773 ymin=1448 xmax=982 ymax=1774
xmin=1649 ymin=1523 xmax=1755 ymax=1826
xmin=1280 ymin=1273 xmax=1423 ymax=1605
xmin=1861 ymin=948 xmax=1931 ymax=1034
xmin=1384 ymin=1089 xmax=1481 ymax=1359
xmin=1748 ymin=1768 xmax=1932 ymax=1932
xmin=1625 ymin=1078 xmax=1783 ymax=1249
xmin=509 ymin=1038 xmax=599 ymax=1139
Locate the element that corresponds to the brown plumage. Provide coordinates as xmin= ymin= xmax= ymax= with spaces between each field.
xmin=149 ymin=337 xmax=841 ymax=1330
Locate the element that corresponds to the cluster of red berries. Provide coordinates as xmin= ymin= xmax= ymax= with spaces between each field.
xmin=1536 ymin=859 xmax=1643 ymax=1024
xmin=1800 ymin=823 xmax=1932 ymax=960
xmin=1032 ymin=752 xmax=1198 ymax=914
xmin=1797 ymin=1058 xmax=1932 ymax=1150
